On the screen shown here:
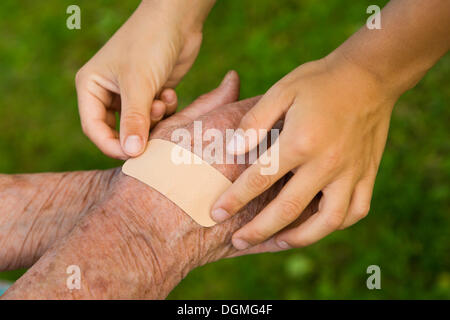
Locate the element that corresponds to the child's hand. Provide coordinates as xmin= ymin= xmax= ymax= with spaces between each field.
xmin=212 ymin=54 xmax=398 ymax=252
xmin=75 ymin=0 xmax=214 ymax=159
xmin=210 ymin=0 xmax=449 ymax=254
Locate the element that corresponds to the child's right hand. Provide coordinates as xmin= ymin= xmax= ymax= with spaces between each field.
xmin=75 ymin=0 xmax=215 ymax=159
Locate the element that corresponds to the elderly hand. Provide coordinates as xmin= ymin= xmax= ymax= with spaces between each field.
xmin=2 ymin=72 xmax=319 ymax=299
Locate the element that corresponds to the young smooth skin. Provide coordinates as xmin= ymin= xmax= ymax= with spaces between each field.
xmin=211 ymin=0 xmax=450 ymax=253
xmin=76 ymin=0 xmax=216 ymax=159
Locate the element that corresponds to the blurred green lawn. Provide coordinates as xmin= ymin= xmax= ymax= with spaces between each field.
xmin=0 ymin=0 xmax=448 ymax=299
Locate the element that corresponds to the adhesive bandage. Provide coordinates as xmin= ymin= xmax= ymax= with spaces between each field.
xmin=122 ymin=139 xmax=231 ymax=227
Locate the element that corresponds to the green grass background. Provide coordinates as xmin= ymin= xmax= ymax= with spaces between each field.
xmin=0 ymin=0 xmax=448 ymax=299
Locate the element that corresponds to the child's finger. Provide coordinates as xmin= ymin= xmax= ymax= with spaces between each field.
xmin=160 ymin=88 xmax=178 ymax=116
xmin=76 ymin=74 xmax=128 ymax=160
xmin=119 ymin=73 xmax=155 ymax=157
xmin=150 ymin=100 xmax=167 ymax=129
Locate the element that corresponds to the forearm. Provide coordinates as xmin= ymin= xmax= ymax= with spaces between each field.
xmin=2 ymin=181 xmax=272 ymax=299
xmin=330 ymin=0 xmax=450 ymax=96
xmin=2 ymin=97 xmax=298 ymax=299
xmin=141 ymin=0 xmax=216 ymax=33
xmin=0 ymin=182 xmax=187 ymax=299
xmin=0 ymin=170 xmax=115 ymax=270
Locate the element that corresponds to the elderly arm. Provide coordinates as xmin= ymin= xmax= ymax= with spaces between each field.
xmin=2 ymin=72 xmax=318 ymax=299
xmin=0 ymin=170 xmax=116 ymax=271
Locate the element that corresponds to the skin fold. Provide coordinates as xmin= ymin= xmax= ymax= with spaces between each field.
xmin=0 ymin=170 xmax=115 ymax=271
xmin=0 ymin=72 xmax=319 ymax=299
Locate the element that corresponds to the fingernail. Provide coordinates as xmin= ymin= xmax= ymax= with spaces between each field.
xmin=124 ymin=135 xmax=143 ymax=156
xmin=226 ymin=132 xmax=246 ymax=154
xmin=232 ymin=238 xmax=250 ymax=250
xmin=211 ymin=208 xmax=231 ymax=223
xmin=276 ymin=240 xmax=291 ymax=250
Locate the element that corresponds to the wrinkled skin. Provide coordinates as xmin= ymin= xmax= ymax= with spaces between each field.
xmin=0 ymin=72 xmax=318 ymax=299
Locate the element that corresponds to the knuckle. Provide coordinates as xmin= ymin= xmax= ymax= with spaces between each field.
xmin=291 ymin=135 xmax=315 ymax=157
xmin=267 ymin=84 xmax=292 ymax=103
xmin=122 ymin=111 xmax=149 ymax=128
xmin=321 ymin=150 xmax=342 ymax=171
xmin=324 ymin=211 xmax=346 ymax=230
xmin=225 ymin=192 xmax=247 ymax=212
xmin=240 ymin=109 xmax=260 ymax=130
xmin=245 ymin=171 xmax=272 ymax=193
xmin=277 ymin=198 xmax=302 ymax=223
xmin=75 ymin=69 xmax=87 ymax=86
xmin=353 ymin=203 xmax=370 ymax=220
xmin=246 ymin=227 xmax=270 ymax=244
